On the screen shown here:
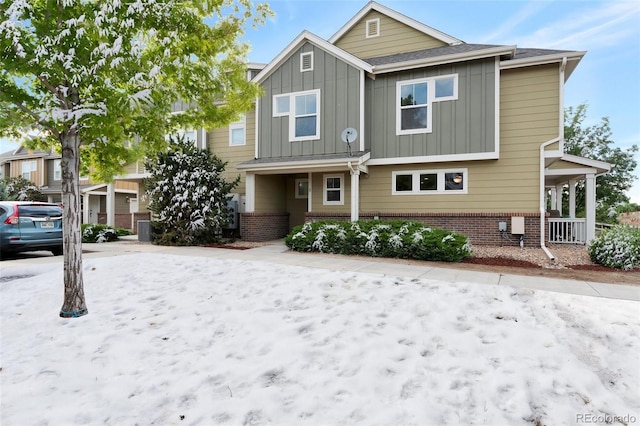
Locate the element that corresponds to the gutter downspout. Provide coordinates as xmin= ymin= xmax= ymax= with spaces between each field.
xmin=539 ymin=57 xmax=567 ymax=261
xmin=347 ymin=161 xmax=359 ymax=222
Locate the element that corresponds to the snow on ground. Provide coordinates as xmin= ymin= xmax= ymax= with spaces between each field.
xmin=1 ymin=253 xmax=639 ymax=425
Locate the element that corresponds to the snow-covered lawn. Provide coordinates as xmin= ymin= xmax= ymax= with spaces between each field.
xmin=1 ymin=253 xmax=638 ymax=425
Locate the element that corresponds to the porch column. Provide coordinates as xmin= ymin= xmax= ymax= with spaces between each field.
xmin=245 ymin=172 xmax=255 ymax=212
xmin=350 ymin=168 xmax=360 ymax=222
xmin=106 ymin=183 xmax=115 ymax=226
xmin=585 ymin=173 xmax=596 ymax=243
xmin=307 ymin=172 xmax=312 ymax=213
xmin=555 ymin=184 xmax=564 ymax=216
xmin=568 ymin=179 xmax=577 ymax=218
xmin=83 ymin=193 xmax=90 ymax=224
xmin=550 ymin=187 xmax=557 ymax=210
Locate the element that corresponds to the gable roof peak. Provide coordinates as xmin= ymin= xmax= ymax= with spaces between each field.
xmin=329 ymin=1 xmax=463 ymax=46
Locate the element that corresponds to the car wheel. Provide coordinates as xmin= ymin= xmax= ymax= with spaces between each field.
xmin=51 ymin=247 xmax=63 ymax=256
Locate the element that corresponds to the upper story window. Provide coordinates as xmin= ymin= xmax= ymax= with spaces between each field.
xmin=273 ymin=89 xmax=321 ymax=142
xmin=323 ymin=174 xmax=344 ymax=205
xmin=366 ymin=18 xmax=380 ymax=38
xmin=229 ymin=115 xmax=246 ymax=146
xmin=53 ymin=159 xmax=61 ymax=181
xmin=396 ymin=74 xmax=458 ymax=135
xmin=300 ymin=52 xmax=313 ymax=72
xmin=21 ymin=160 xmax=36 ymax=180
xmin=392 ymin=168 xmax=467 ymax=195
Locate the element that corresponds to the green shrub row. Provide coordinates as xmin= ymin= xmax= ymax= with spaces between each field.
xmin=588 ymin=225 xmax=640 ymax=270
xmin=81 ymin=224 xmax=131 ymax=243
xmin=285 ymin=220 xmax=471 ymax=263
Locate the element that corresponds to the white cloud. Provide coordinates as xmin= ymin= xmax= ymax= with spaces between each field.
xmin=480 ymin=0 xmax=552 ymax=44
xmin=514 ymin=1 xmax=640 ymax=49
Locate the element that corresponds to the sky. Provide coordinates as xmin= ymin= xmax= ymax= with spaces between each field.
xmin=1 ymin=252 xmax=639 ymax=424
xmin=2 ymin=0 xmax=639 ymax=203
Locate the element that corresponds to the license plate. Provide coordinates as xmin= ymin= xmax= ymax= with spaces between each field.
xmin=41 ymin=221 xmax=54 ymax=229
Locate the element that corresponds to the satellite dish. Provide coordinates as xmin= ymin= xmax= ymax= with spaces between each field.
xmin=341 ymin=128 xmax=358 ymax=157
xmin=341 ymin=128 xmax=358 ymax=144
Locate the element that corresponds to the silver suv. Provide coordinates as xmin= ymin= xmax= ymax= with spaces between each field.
xmin=0 ymin=201 xmax=64 ymax=257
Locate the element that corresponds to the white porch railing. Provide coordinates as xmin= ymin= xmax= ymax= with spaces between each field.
xmin=548 ymin=218 xmax=587 ymax=244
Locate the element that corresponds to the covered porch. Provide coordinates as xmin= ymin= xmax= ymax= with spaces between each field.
xmin=544 ymin=154 xmax=610 ymax=244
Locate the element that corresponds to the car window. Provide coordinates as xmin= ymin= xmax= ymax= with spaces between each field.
xmin=18 ymin=205 xmax=63 ymax=218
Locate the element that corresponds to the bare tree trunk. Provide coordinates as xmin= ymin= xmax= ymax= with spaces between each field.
xmin=59 ymin=130 xmax=88 ymax=318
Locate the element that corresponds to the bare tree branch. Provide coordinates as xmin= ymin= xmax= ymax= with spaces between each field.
xmin=9 ymin=97 xmax=60 ymax=139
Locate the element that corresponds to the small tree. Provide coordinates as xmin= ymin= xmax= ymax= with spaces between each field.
xmin=145 ymin=136 xmax=239 ymax=245
xmin=564 ymin=103 xmax=638 ymax=222
xmin=1 ymin=0 xmax=270 ymax=317
xmin=1 ymin=176 xmax=47 ymax=201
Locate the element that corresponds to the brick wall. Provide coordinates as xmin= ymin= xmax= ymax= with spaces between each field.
xmin=305 ymin=212 xmax=544 ymax=247
xmin=240 ymin=212 xmax=290 ymax=242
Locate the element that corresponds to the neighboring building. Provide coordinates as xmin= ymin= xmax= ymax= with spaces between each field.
xmin=118 ymin=1 xmax=610 ymax=252
xmin=0 ymin=146 xmax=140 ymax=230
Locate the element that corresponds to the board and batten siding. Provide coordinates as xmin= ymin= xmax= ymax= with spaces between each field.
xmin=334 ymin=10 xmax=448 ymax=59
xmin=210 ymin=109 xmax=256 ymax=194
xmin=258 ymin=42 xmax=361 ymax=159
xmin=360 ymin=63 xmax=561 ymax=214
xmin=366 ymin=59 xmax=496 ymax=159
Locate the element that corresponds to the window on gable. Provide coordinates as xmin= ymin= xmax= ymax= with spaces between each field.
xmin=366 ymin=18 xmax=380 ymax=38
xmin=392 ymin=169 xmax=467 ymax=195
xmin=300 ymin=52 xmax=313 ymax=72
xmin=21 ymin=160 xmax=37 ymax=180
xmin=396 ymin=74 xmax=458 ymax=135
xmin=53 ymin=159 xmax=61 ymax=181
xmin=324 ymin=174 xmax=344 ymax=205
xmin=274 ymin=89 xmax=321 ymax=142
xmin=229 ymin=115 xmax=246 ymax=146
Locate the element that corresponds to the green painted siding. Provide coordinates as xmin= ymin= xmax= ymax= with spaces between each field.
xmin=365 ymin=58 xmax=496 ymax=159
xmin=259 ymin=42 xmax=361 ymax=159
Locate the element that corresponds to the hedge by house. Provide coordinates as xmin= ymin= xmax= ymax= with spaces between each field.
xmin=588 ymin=225 xmax=640 ymax=270
xmin=285 ymin=220 xmax=471 ymax=263
xmin=81 ymin=224 xmax=131 ymax=243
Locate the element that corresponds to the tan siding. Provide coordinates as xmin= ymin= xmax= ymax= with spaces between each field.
xmin=334 ymin=11 xmax=447 ymax=59
xmin=115 ymin=181 xmax=137 ymax=191
xmin=310 ymin=172 xmax=350 ymax=214
xmin=254 ymin=174 xmax=287 ymax=212
xmin=359 ymin=65 xmax=560 ymax=214
xmin=210 ymin=109 xmax=256 ymax=195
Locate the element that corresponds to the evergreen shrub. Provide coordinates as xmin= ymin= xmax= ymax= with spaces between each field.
xmin=285 ymin=220 xmax=471 ymax=262
xmin=81 ymin=224 xmax=130 ymax=243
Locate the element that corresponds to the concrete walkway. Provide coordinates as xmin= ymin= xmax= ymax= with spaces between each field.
xmin=2 ymin=237 xmax=639 ymax=302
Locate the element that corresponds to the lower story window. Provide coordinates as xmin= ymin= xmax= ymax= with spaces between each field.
xmin=324 ymin=174 xmax=344 ymax=205
xmin=392 ymin=169 xmax=467 ymax=194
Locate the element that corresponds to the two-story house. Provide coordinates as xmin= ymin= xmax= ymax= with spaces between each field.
xmin=114 ymin=1 xmax=609 ymax=256
xmin=225 ymin=1 xmax=610 ymax=255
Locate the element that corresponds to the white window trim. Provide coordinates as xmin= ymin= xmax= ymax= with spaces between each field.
xmin=392 ymin=168 xmax=468 ymax=195
xmin=273 ymin=94 xmax=290 ymax=117
xmin=300 ymin=51 xmax=313 ymax=72
xmin=295 ymin=178 xmax=308 ymax=199
xmin=21 ymin=160 xmax=36 ymax=179
xmin=229 ymin=115 xmax=246 ymax=146
xmin=53 ymin=159 xmax=62 ymax=181
xmin=366 ymin=18 xmax=380 ymax=38
xmin=273 ymin=89 xmax=321 ymax=142
xmin=323 ymin=174 xmax=344 ymax=205
xmin=396 ymin=73 xmax=459 ymax=136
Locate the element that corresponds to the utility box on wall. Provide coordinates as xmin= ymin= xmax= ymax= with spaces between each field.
xmin=511 ymin=216 xmax=525 ymax=235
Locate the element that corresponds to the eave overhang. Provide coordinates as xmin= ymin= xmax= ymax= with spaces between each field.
xmin=371 ymin=45 xmax=516 ymax=74
xmin=500 ymin=51 xmax=585 ymax=81
xmin=237 ymin=151 xmax=370 ymax=174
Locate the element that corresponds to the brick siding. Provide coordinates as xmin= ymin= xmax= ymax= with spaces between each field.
xmin=305 ymin=212 xmax=544 ymax=247
xmin=240 ymin=212 xmax=290 ymax=242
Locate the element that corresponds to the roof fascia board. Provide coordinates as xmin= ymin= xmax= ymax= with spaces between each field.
xmin=237 ymin=152 xmax=371 ymax=173
xmin=329 ymin=1 xmax=462 ymax=45
xmin=372 ymin=45 xmax=516 ymax=74
xmin=253 ymin=31 xmax=372 ymax=83
xmin=500 ymin=51 xmax=585 ymax=71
